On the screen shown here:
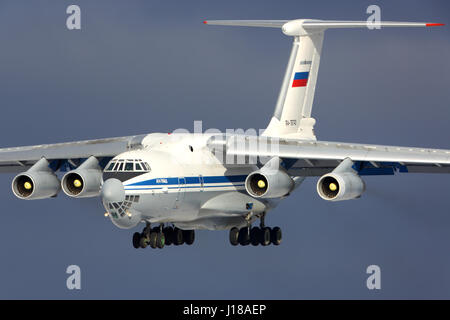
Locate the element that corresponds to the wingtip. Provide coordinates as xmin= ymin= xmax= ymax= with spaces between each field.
xmin=426 ymin=23 xmax=445 ymax=27
xmin=203 ymin=20 xmax=208 ymax=24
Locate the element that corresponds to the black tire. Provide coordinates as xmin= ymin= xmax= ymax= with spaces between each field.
xmin=132 ymin=232 xmax=141 ymax=249
xmin=271 ymin=227 xmax=282 ymax=245
xmin=183 ymin=230 xmax=195 ymax=245
xmin=156 ymin=232 xmax=165 ymax=249
xmin=260 ymin=227 xmax=271 ymax=246
xmin=173 ymin=228 xmax=184 ymax=246
xmin=250 ymin=227 xmax=260 ymax=246
xmin=139 ymin=235 xmax=148 ymax=249
xmin=163 ymin=227 xmax=173 ymax=246
xmin=229 ymin=227 xmax=240 ymax=246
xmin=149 ymin=232 xmax=157 ymax=249
xmin=239 ymin=227 xmax=250 ymax=246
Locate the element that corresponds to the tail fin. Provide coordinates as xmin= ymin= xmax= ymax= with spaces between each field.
xmin=204 ymin=19 xmax=444 ymax=139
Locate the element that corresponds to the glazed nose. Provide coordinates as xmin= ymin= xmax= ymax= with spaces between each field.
xmin=101 ymin=178 xmax=125 ymax=203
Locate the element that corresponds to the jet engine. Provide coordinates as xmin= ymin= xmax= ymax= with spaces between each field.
xmin=245 ymin=157 xmax=294 ymax=198
xmin=61 ymin=156 xmax=103 ymax=198
xmin=317 ymin=158 xmax=365 ymax=201
xmin=12 ymin=158 xmax=60 ymax=200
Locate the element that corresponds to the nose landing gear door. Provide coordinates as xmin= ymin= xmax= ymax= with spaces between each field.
xmin=175 ymin=177 xmax=186 ymax=209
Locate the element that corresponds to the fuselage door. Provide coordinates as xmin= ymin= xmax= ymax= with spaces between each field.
xmin=176 ymin=177 xmax=186 ymax=207
xmin=199 ymin=175 xmax=204 ymax=192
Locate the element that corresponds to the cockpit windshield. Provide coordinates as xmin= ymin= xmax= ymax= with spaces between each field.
xmin=104 ymin=159 xmax=151 ymax=172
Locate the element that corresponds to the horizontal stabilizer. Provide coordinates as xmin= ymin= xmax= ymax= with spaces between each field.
xmin=203 ymin=20 xmax=288 ymax=28
xmin=203 ymin=19 xmax=444 ymax=32
xmin=300 ymin=21 xmax=444 ymax=29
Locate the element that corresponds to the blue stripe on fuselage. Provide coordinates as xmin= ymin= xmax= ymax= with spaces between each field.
xmin=125 ymin=175 xmax=248 ymax=187
xmin=124 ymin=184 xmax=246 ymax=191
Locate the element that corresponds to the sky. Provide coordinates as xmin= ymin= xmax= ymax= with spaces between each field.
xmin=0 ymin=0 xmax=449 ymax=299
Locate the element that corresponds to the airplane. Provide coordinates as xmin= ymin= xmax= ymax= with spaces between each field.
xmin=0 ymin=19 xmax=447 ymax=250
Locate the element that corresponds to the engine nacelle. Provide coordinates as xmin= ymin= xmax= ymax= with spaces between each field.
xmin=245 ymin=158 xmax=294 ymax=198
xmin=12 ymin=158 xmax=60 ymax=200
xmin=317 ymin=172 xmax=365 ymax=201
xmin=61 ymin=156 xmax=103 ymax=198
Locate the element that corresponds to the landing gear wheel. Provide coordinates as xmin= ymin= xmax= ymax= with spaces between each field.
xmin=132 ymin=232 xmax=141 ymax=249
xmin=173 ymin=228 xmax=184 ymax=246
xmin=260 ymin=227 xmax=271 ymax=246
xmin=156 ymin=232 xmax=165 ymax=249
xmin=250 ymin=227 xmax=260 ymax=246
xmin=183 ymin=230 xmax=195 ymax=245
xmin=239 ymin=227 xmax=250 ymax=246
xmin=271 ymin=227 xmax=282 ymax=246
xmin=149 ymin=232 xmax=157 ymax=249
xmin=139 ymin=235 xmax=148 ymax=249
xmin=229 ymin=227 xmax=240 ymax=246
xmin=163 ymin=227 xmax=173 ymax=246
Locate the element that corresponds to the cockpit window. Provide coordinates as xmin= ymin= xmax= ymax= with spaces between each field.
xmin=124 ymin=162 xmax=133 ymax=171
xmin=104 ymin=159 xmax=151 ymax=172
xmin=105 ymin=162 xmax=115 ymax=171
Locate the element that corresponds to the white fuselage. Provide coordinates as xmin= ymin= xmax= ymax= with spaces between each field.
xmin=102 ymin=133 xmax=275 ymax=230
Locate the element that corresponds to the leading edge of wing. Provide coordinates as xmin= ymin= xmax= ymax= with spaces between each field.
xmin=0 ymin=134 xmax=146 ymax=163
xmin=221 ymin=136 xmax=450 ymax=166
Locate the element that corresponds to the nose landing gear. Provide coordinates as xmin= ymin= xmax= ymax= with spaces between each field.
xmin=132 ymin=223 xmax=195 ymax=249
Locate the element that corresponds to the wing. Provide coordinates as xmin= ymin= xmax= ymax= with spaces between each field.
xmin=0 ymin=134 xmax=146 ymax=173
xmin=207 ymin=135 xmax=450 ymax=176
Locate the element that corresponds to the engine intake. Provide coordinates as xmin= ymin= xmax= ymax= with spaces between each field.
xmin=12 ymin=158 xmax=60 ymax=200
xmin=245 ymin=157 xmax=294 ymax=198
xmin=317 ymin=158 xmax=365 ymax=201
xmin=247 ymin=173 xmax=269 ymax=197
xmin=319 ymin=175 xmax=340 ymax=199
xmin=61 ymin=156 xmax=103 ymax=198
xmin=63 ymin=172 xmax=85 ymax=196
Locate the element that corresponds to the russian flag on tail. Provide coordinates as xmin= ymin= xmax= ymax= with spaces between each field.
xmin=292 ymin=72 xmax=309 ymax=87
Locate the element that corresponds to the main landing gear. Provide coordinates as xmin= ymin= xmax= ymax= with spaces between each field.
xmin=132 ymin=223 xmax=195 ymax=249
xmin=229 ymin=213 xmax=282 ymax=247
